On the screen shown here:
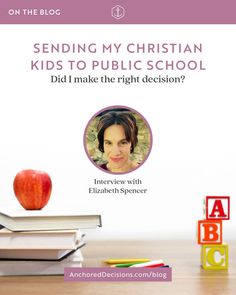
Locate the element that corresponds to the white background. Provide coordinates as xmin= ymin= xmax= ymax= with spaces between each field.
xmin=0 ymin=25 xmax=235 ymax=240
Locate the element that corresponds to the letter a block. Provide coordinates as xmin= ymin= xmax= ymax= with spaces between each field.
xmin=198 ymin=220 xmax=222 ymax=244
xmin=201 ymin=244 xmax=228 ymax=269
xmin=206 ymin=196 xmax=230 ymax=220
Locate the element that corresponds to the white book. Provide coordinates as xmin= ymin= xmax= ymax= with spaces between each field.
xmin=0 ymin=242 xmax=85 ymax=260
xmin=0 ymin=228 xmax=84 ymax=249
xmin=0 ymin=248 xmax=74 ymax=260
xmin=0 ymin=208 xmax=102 ymax=231
xmin=0 ymin=250 xmax=84 ymax=276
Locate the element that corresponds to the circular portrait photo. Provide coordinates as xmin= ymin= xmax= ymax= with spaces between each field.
xmin=84 ymin=106 xmax=152 ymax=174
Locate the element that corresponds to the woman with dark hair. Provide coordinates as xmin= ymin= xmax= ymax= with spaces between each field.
xmin=97 ymin=111 xmax=139 ymax=173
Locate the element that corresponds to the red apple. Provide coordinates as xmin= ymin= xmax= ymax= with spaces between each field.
xmin=13 ymin=169 xmax=52 ymax=210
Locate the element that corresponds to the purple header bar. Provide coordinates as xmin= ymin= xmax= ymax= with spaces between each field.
xmin=0 ymin=0 xmax=236 ymax=24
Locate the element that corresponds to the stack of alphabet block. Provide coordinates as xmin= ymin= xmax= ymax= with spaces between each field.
xmin=198 ymin=196 xmax=230 ymax=270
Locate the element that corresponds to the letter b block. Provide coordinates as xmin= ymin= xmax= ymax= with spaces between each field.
xmin=198 ymin=220 xmax=222 ymax=244
xmin=201 ymin=244 xmax=228 ymax=269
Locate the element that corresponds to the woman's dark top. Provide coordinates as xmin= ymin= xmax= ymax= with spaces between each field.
xmin=99 ymin=163 xmax=108 ymax=170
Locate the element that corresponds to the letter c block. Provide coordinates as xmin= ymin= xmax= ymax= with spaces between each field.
xmin=201 ymin=244 xmax=228 ymax=270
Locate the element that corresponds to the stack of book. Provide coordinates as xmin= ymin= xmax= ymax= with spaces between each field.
xmin=0 ymin=209 xmax=102 ymax=276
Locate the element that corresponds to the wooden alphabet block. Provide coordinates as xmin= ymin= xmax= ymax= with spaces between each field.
xmin=198 ymin=220 xmax=222 ymax=244
xmin=206 ymin=196 xmax=230 ymax=220
xmin=201 ymin=244 xmax=228 ymax=269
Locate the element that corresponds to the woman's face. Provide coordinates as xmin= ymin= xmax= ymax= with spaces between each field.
xmin=103 ymin=124 xmax=132 ymax=171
